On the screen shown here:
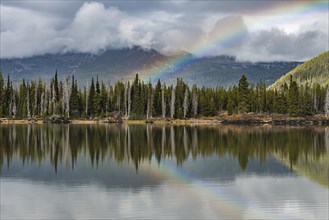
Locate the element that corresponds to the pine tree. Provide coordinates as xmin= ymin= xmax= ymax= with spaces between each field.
xmin=146 ymin=82 xmax=153 ymax=119
xmin=4 ymin=75 xmax=12 ymax=117
xmin=54 ymin=70 xmax=59 ymax=102
xmin=161 ymin=84 xmax=166 ymax=118
xmin=69 ymin=75 xmax=80 ymax=118
xmin=87 ymin=78 xmax=95 ymax=117
xmin=288 ymin=77 xmax=299 ymax=116
xmin=174 ymin=78 xmax=185 ymax=118
xmin=153 ymin=80 xmax=162 ymax=116
xmin=114 ymin=82 xmax=123 ymax=113
xmin=238 ymin=75 xmax=249 ymax=113
xmin=18 ymin=79 xmax=27 ymax=118
xmin=131 ymin=74 xmax=144 ymax=118
xmin=274 ymin=91 xmax=287 ymax=114
xmin=227 ymin=96 xmax=234 ymax=115
xmin=94 ymin=76 xmax=101 ymax=116
xmin=301 ymin=84 xmax=312 ymax=115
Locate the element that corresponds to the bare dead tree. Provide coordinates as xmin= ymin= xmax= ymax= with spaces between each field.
xmin=170 ymin=88 xmax=175 ymax=119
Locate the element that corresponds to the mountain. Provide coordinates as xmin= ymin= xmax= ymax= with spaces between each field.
xmin=1 ymin=46 xmax=301 ymax=87
xmin=270 ymin=51 xmax=329 ymax=89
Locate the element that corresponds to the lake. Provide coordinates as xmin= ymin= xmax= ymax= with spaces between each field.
xmin=1 ymin=124 xmax=328 ymax=219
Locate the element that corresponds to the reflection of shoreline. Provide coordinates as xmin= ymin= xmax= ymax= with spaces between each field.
xmin=274 ymin=152 xmax=329 ymax=187
xmin=1 ymin=125 xmax=328 ymax=176
xmin=272 ymin=127 xmax=329 ymax=187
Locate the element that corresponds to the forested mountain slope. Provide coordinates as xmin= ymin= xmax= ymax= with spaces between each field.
xmin=270 ymin=51 xmax=329 ymax=89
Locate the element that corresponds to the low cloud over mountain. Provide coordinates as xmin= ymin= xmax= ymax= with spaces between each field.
xmin=1 ymin=1 xmax=327 ymax=61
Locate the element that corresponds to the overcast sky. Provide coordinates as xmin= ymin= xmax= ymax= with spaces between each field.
xmin=0 ymin=0 xmax=328 ymax=61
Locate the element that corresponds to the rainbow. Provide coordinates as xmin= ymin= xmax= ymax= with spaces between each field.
xmin=133 ymin=0 xmax=328 ymax=83
xmin=142 ymin=157 xmax=291 ymax=219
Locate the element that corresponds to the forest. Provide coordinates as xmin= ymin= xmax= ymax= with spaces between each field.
xmin=0 ymin=70 xmax=328 ymax=120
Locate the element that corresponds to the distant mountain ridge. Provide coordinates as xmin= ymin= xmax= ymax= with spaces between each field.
xmin=1 ymin=46 xmax=301 ymax=87
xmin=270 ymin=51 xmax=329 ymax=89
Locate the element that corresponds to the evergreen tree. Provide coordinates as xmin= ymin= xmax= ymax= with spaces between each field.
xmin=146 ymin=82 xmax=153 ymax=119
xmin=4 ymin=75 xmax=13 ymax=117
xmin=266 ymin=90 xmax=275 ymax=113
xmin=54 ymin=70 xmax=59 ymax=101
xmin=161 ymin=84 xmax=166 ymax=118
xmin=87 ymin=78 xmax=95 ymax=117
xmin=238 ymin=75 xmax=249 ymax=113
xmin=174 ymin=78 xmax=185 ymax=118
xmin=18 ymin=79 xmax=28 ymax=118
xmin=131 ymin=74 xmax=144 ymax=118
xmin=227 ymin=96 xmax=234 ymax=115
xmin=288 ymin=77 xmax=300 ymax=116
xmin=300 ymin=84 xmax=312 ymax=115
xmin=69 ymin=75 xmax=80 ymax=118
xmin=93 ymin=76 xmax=102 ymax=116
xmin=274 ymin=91 xmax=287 ymax=114
xmin=100 ymin=83 xmax=108 ymax=116
xmin=153 ymin=80 xmax=162 ymax=116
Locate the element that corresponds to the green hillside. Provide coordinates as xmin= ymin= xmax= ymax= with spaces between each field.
xmin=270 ymin=51 xmax=329 ymax=89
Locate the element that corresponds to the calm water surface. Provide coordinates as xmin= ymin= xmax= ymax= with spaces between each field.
xmin=1 ymin=125 xmax=328 ymax=219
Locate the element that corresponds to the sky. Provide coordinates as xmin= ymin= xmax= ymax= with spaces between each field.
xmin=0 ymin=0 xmax=328 ymax=61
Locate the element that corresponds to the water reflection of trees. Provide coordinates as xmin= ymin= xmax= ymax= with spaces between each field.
xmin=0 ymin=125 xmax=327 ymax=172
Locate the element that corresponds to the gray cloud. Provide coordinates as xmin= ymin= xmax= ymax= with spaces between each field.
xmin=204 ymin=16 xmax=248 ymax=57
xmin=237 ymin=28 xmax=328 ymax=62
xmin=0 ymin=0 xmax=291 ymax=17
xmin=0 ymin=1 xmax=328 ymax=61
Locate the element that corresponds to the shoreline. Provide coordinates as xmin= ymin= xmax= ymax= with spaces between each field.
xmin=0 ymin=118 xmax=219 ymax=125
xmin=1 ymin=114 xmax=328 ymax=125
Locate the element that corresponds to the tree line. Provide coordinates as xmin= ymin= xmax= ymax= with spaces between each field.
xmin=0 ymin=70 xmax=328 ymax=119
